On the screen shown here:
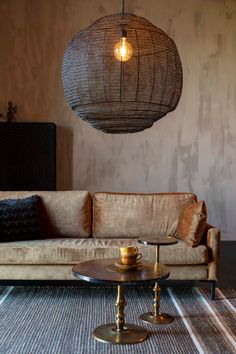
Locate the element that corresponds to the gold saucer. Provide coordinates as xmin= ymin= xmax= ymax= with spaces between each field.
xmin=114 ymin=261 xmax=142 ymax=271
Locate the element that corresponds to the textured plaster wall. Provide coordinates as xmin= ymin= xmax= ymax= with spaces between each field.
xmin=0 ymin=0 xmax=236 ymax=240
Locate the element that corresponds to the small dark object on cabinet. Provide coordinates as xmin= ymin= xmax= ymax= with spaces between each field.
xmin=6 ymin=101 xmax=17 ymax=122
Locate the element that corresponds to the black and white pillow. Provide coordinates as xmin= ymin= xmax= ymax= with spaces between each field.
xmin=0 ymin=195 xmax=43 ymax=242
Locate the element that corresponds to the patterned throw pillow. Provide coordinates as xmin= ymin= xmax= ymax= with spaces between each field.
xmin=176 ymin=200 xmax=207 ymax=247
xmin=0 ymin=195 xmax=43 ymax=242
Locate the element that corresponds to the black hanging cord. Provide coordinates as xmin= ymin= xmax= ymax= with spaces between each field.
xmin=120 ymin=0 xmax=126 ymax=102
xmin=122 ymin=0 xmax=125 ymax=17
xmin=120 ymin=0 xmax=126 ymax=36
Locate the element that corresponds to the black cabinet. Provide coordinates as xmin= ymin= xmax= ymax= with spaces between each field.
xmin=0 ymin=122 xmax=56 ymax=191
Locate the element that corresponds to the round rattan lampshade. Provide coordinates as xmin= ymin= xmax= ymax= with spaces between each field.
xmin=62 ymin=13 xmax=183 ymax=134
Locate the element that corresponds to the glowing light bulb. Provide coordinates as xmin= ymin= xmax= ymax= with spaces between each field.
xmin=114 ymin=36 xmax=133 ymax=62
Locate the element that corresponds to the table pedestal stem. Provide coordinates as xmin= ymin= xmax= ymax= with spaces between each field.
xmin=140 ymin=244 xmax=174 ymax=325
xmin=93 ymin=285 xmax=148 ymax=344
xmin=115 ymin=285 xmax=126 ymax=331
xmin=153 ymin=281 xmax=161 ymax=317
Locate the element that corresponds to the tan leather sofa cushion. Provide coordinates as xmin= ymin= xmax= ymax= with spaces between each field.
xmin=0 ymin=264 xmax=208 ymax=280
xmin=0 ymin=238 xmax=207 ymax=265
xmin=93 ymin=192 xmax=196 ymax=238
xmin=0 ymin=191 xmax=91 ymax=238
xmin=177 ymin=200 xmax=207 ymax=247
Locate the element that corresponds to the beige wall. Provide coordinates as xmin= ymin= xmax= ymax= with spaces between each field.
xmin=0 ymin=0 xmax=236 ymax=240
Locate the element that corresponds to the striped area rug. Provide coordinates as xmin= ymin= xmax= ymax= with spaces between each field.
xmin=0 ymin=286 xmax=235 ymax=354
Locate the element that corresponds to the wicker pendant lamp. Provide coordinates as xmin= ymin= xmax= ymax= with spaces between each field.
xmin=62 ymin=0 xmax=183 ymax=134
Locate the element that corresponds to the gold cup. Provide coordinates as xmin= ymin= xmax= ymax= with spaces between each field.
xmin=120 ymin=246 xmax=142 ymax=265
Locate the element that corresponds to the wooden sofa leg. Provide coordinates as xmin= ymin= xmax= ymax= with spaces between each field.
xmin=211 ymin=281 xmax=216 ymax=300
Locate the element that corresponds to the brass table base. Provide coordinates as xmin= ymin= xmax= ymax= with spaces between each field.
xmin=140 ymin=280 xmax=174 ymax=325
xmin=93 ymin=324 xmax=148 ymax=344
xmin=93 ymin=284 xmax=148 ymax=344
xmin=140 ymin=312 xmax=174 ymax=325
xmin=138 ymin=241 xmax=176 ymax=326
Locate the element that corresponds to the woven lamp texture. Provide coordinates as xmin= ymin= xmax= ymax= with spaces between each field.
xmin=62 ymin=13 xmax=183 ymax=134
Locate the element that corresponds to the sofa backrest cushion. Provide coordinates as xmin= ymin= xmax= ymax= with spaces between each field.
xmin=0 ymin=191 xmax=91 ymax=238
xmin=93 ymin=192 xmax=197 ymax=239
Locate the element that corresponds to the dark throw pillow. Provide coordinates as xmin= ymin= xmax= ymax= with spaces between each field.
xmin=0 ymin=195 xmax=43 ymax=242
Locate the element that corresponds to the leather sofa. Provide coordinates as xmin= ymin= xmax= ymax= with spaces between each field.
xmin=0 ymin=191 xmax=220 ymax=298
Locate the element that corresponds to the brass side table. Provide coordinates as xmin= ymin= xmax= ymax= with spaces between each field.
xmin=138 ymin=236 xmax=178 ymax=324
xmin=72 ymin=258 xmax=169 ymax=345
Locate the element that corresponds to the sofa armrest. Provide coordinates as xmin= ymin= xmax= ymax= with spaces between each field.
xmin=205 ymin=225 xmax=221 ymax=280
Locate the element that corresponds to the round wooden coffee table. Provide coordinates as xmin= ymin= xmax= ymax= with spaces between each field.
xmin=138 ymin=236 xmax=178 ymax=324
xmin=72 ymin=258 xmax=169 ymax=345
